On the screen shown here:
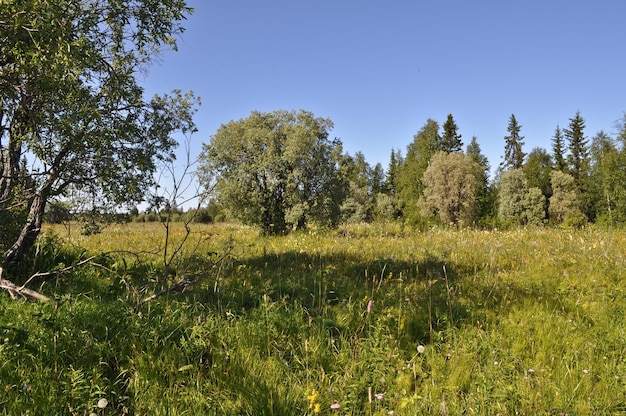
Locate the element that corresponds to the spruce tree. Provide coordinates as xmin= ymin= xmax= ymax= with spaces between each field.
xmin=552 ymin=125 xmax=567 ymax=172
xmin=385 ymin=148 xmax=399 ymax=195
xmin=440 ymin=114 xmax=463 ymax=153
xmin=564 ymin=111 xmax=589 ymax=191
xmin=501 ymin=114 xmax=526 ymax=170
xmin=466 ymin=136 xmax=492 ymax=220
xmin=564 ymin=110 xmax=590 ymax=218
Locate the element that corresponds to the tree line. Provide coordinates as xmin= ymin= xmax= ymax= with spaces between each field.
xmin=199 ymin=110 xmax=626 ymax=233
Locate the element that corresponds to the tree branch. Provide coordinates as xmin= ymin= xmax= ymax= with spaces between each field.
xmin=0 ymin=267 xmax=50 ymax=302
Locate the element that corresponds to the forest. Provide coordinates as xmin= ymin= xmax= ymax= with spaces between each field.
xmin=196 ymin=109 xmax=626 ymax=234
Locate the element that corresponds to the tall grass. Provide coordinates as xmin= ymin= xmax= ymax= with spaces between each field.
xmin=1 ymin=222 xmax=626 ymax=414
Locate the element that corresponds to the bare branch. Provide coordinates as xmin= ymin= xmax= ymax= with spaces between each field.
xmin=0 ymin=267 xmax=50 ymax=302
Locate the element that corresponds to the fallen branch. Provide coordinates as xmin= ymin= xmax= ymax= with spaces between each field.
xmin=0 ymin=255 xmax=103 ymax=303
xmin=0 ymin=267 xmax=50 ymax=302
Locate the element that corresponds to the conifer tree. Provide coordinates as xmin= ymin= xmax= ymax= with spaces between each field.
xmin=552 ymin=125 xmax=567 ymax=172
xmin=440 ymin=114 xmax=463 ymax=153
xmin=564 ymin=111 xmax=589 ymax=187
xmin=466 ymin=136 xmax=492 ymax=220
xmin=385 ymin=148 xmax=399 ymax=195
xmin=501 ymin=114 xmax=526 ymax=170
xmin=564 ymin=111 xmax=590 ymax=218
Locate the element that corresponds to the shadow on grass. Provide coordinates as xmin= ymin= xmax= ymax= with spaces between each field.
xmin=183 ymin=249 xmax=589 ymax=345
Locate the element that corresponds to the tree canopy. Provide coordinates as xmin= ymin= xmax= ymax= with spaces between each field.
xmin=440 ymin=114 xmax=463 ymax=153
xmin=199 ymin=110 xmax=346 ymax=234
xmin=419 ymin=151 xmax=482 ymax=225
xmin=0 ymin=0 xmax=195 ymax=262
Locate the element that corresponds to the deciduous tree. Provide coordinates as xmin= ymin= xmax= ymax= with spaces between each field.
xmin=419 ymin=151 xmax=482 ymax=226
xmin=199 ymin=110 xmax=346 ymax=234
xmin=395 ymin=119 xmax=439 ymax=221
xmin=497 ymin=169 xmax=527 ymax=225
xmin=589 ymin=130 xmax=626 ymax=223
xmin=0 ymin=0 xmax=194 ymax=262
xmin=523 ymin=147 xmax=553 ymax=218
xmin=549 ymin=170 xmax=579 ymax=223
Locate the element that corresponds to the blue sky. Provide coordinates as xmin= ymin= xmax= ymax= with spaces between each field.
xmin=141 ymin=0 xmax=626 ymax=176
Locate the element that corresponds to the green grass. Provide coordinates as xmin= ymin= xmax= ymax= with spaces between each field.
xmin=2 ymin=222 xmax=626 ymax=414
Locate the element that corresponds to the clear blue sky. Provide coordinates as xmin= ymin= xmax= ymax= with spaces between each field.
xmin=141 ymin=0 xmax=626 ymax=176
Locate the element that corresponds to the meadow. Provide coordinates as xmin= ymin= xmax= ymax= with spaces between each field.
xmin=1 ymin=221 xmax=626 ymax=415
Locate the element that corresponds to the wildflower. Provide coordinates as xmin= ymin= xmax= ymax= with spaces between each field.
xmin=494 ymin=361 xmax=499 ymax=366
xmin=97 ymin=398 xmax=108 ymax=409
xmin=314 ymin=403 xmax=321 ymax=413
xmin=527 ymin=369 xmax=535 ymax=374
xmin=583 ymin=369 xmax=589 ymax=374
xmin=417 ymin=345 xmax=425 ymax=354
xmin=330 ymin=402 xmax=341 ymax=409
xmin=367 ymin=299 xmax=373 ymax=314
xmin=375 ymin=393 xmax=384 ymax=400
xmin=307 ymin=389 xmax=320 ymax=410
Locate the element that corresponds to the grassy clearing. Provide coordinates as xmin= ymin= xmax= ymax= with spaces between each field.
xmin=2 ymin=222 xmax=626 ymax=414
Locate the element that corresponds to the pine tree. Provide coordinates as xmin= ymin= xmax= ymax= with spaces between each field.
xmin=440 ymin=114 xmax=463 ymax=153
xmin=501 ymin=114 xmax=526 ymax=170
xmin=552 ymin=125 xmax=567 ymax=172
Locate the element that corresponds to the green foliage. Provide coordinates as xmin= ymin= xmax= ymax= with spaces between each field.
xmin=497 ymin=169 xmax=528 ymax=225
xmin=440 ymin=114 xmax=463 ymax=153
xmin=385 ymin=148 xmax=402 ymax=195
xmin=564 ymin=111 xmax=589 ymax=190
xmin=501 ymin=114 xmax=526 ymax=170
xmin=549 ymin=170 xmax=579 ymax=224
xmin=523 ymin=147 xmax=553 ymax=200
xmin=395 ymin=119 xmax=440 ymax=220
xmin=341 ymin=182 xmax=373 ymax=223
xmin=589 ymin=130 xmax=626 ymax=223
xmin=0 ymin=0 xmax=195 ymax=262
xmin=523 ymin=187 xmax=547 ymax=225
xmin=552 ymin=125 xmax=568 ymax=172
xmin=562 ymin=208 xmax=587 ymax=228
xmin=199 ymin=110 xmax=346 ymax=235
xmin=419 ymin=151 xmax=483 ymax=226
xmin=466 ymin=136 xmax=494 ymax=220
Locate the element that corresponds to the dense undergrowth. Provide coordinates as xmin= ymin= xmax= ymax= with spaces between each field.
xmin=2 ymin=222 xmax=626 ymax=415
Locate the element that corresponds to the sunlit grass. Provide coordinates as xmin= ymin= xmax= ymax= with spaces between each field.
xmin=2 ymin=222 xmax=626 ymax=414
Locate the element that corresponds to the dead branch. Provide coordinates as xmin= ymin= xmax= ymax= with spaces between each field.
xmin=0 ymin=267 xmax=50 ymax=302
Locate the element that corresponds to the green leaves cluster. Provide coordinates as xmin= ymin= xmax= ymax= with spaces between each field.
xmin=199 ymin=110 xmax=346 ymax=234
xmin=1 ymin=0 xmax=195 ymax=262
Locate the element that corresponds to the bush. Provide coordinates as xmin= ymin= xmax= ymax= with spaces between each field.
xmin=563 ymin=209 xmax=587 ymax=228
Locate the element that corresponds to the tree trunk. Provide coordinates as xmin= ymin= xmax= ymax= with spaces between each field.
xmin=3 ymin=194 xmax=46 ymax=263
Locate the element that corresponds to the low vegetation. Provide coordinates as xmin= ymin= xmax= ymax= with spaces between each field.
xmin=2 ymin=222 xmax=626 ymax=415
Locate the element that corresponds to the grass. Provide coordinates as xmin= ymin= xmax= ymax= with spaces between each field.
xmin=1 ymin=222 xmax=626 ymax=414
